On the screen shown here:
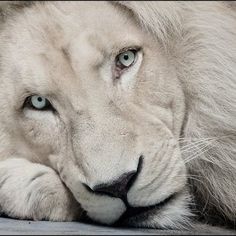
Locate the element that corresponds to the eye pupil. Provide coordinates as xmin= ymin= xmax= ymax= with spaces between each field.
xmin=124 ymin=55 xmax=129 ymax=60
xmin=37 ymin=97 xmax=43 ymax=102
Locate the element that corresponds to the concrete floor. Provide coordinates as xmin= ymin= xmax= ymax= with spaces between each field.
xmin=0 ymin=218 xmax=235 ymax=235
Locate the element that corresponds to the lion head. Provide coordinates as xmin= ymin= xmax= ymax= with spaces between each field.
xmin=1 ymin=1 xmax=235 ymax=230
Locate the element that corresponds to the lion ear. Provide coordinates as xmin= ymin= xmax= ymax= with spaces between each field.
xmin=114 ymin=1 xmax=183 ymax=45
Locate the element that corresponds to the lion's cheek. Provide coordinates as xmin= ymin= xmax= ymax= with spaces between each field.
xmin=17 ymin=115 xmax=66 ymax=163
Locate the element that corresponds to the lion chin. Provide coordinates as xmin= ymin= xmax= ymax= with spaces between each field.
xmin=0 ymin=1 xmax=235 ymax=231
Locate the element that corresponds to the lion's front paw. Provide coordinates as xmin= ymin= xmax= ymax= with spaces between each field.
xmin=0 ymin=158 xmax=83 ymax=221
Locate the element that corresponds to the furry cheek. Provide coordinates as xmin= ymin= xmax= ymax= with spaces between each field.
xmin=19 ymin=109 xmax=64 ymax=154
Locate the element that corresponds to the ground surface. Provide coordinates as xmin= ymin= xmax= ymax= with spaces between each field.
xmin=0 ymin=218 xmax=235 ymax=235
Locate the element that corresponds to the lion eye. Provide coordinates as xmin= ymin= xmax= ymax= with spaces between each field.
xmin=116 ymin=50 xmax=137 ymax=68
xmin=24 ymin=95 xmax=53 ymax=111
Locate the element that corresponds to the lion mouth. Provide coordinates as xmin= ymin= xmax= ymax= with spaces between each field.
xmin=115 ymin=193 xmax=176 ymax=226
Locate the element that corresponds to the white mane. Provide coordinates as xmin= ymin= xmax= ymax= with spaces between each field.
xmin=117 ymin=1 xmax=236 ymax=226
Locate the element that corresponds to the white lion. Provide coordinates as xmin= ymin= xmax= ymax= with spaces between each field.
xmin=0 ymin=1 xmax=235 ymax=230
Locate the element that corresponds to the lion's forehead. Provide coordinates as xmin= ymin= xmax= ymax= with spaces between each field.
xmin=1 ymin=2 xmax=151 ymax=102
xmin=4 ymin=2 xmax=144 ymax=59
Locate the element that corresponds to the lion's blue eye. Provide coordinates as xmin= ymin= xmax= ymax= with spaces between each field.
xmin=116 ymin=50 xmax=137 ymax=68
xmin=24 ymin=95 xmax=53 ymax=111
xmin=31 ymin=96 xmax=47 ymax=109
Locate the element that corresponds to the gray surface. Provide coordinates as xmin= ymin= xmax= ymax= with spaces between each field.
xmin=0 ymin=218 xmax=235 ymax=235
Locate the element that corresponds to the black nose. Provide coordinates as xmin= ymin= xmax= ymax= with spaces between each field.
xmin=91 ymin=171 xmax=137 ymax=199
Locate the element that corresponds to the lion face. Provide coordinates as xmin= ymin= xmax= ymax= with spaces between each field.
xmin=0 ymin=2 xmax=191 ymax=229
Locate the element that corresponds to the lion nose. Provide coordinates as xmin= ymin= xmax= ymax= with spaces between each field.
xmin=90 ymin=171 xmax=137 ymax=199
